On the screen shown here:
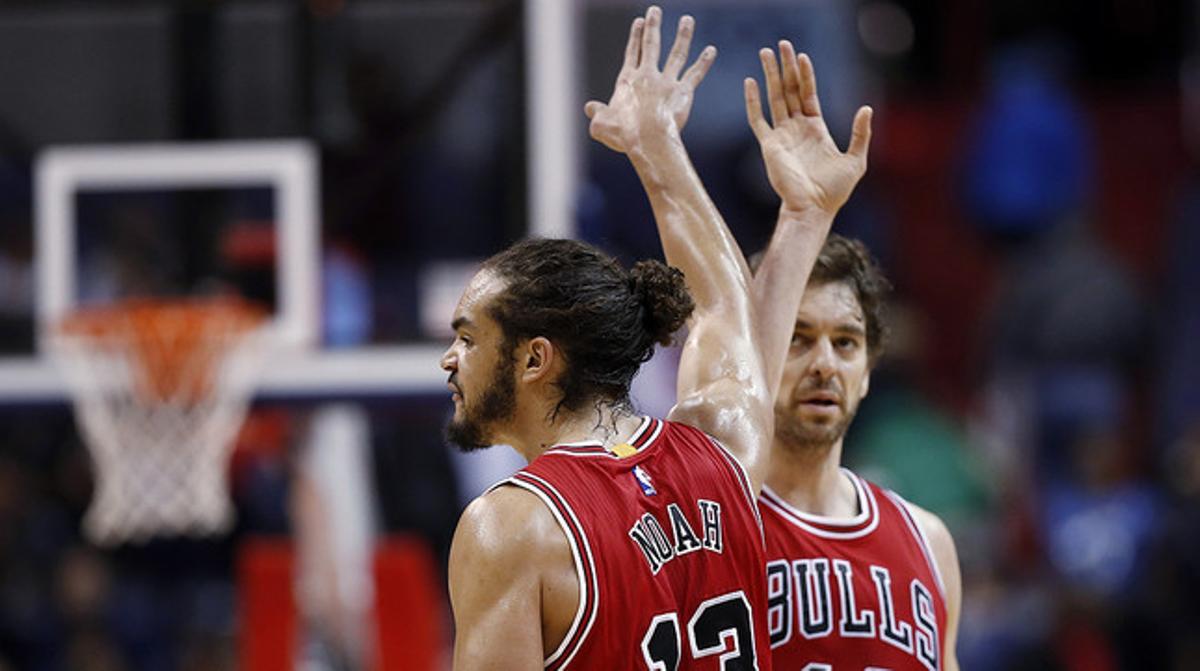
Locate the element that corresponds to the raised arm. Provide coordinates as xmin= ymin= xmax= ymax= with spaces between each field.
xmin=746 ymin=42 xmax=872 ymax=398
xmin=586 ymin=7 xmax=747 ymax=309
xmin=586 ymin=6 xmax=770 ymax=492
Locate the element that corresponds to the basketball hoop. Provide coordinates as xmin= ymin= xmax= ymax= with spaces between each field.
xmin=50 ymin=297 xmax=268 ymax=545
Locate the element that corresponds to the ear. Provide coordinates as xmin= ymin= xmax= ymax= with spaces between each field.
xmin=520 ymin=336 xmax=557 ymax=384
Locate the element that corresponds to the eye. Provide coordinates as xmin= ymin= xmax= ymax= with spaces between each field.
xmin=457 ymin=333 xmax=473 ymax=348
xmin=835 ymin=337 xmax=859 ymax=351
xmin=790 ymin=332 xmax=812 ymax=348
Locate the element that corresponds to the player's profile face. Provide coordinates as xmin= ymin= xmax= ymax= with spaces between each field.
xmin=440 ymin=270 xmax=518 ymax=451
xmin=775 ymin=281 xmax=871 ymax=449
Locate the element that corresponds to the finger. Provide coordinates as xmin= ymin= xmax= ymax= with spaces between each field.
xmin=680 ymin=45 xmax=717 ymax=91
xmin=798 ymin=53 xmax=823 ymax=117
xmin=641 ymin=6 xmax=663 ymax=69
xmin=662 ymin=15 xmax=694 ymax=79
xmin=779 ymin=40 xmax=804 ymax=116
xmin=759 ymin=48 xmax=788 ymax=127
xmin=623 ymin=17 xmax=645 ymax=71
xmin=848 ymin=105 xmax=873 ymax=163
xmin=743 ymin=78 xmax=770 ymax=142
xmin=584 ymin=100 xmax=605 ymax=120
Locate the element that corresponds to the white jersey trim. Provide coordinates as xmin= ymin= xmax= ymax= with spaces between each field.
xmin=542 ymin=446 xmax=617 ymax=459
xmin=706 ymin=434 xmax=764 ymax=534
xmin=542 ymin=416 xmax=662 ymax=459
xmin=498 ymin=473 xmax=599 ymax=669
xmin=759 ymin=469 xmax=880 ymax=540
xmin=884 ymin=490 xmax=947 ymax=599
xmin=553 ymin=439 xmax=605 ymax=448
xmin=626 ymin=415 xmax=655 ymax=445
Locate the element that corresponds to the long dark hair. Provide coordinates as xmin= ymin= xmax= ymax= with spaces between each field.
xmin=483 ymin=239 xmax=694 ymax=417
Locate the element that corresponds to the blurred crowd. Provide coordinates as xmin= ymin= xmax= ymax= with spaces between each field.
xmin=0 ymin=1 xmax=1197 ymax=670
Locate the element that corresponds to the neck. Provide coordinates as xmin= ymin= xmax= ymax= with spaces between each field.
xmin=504 ymin=400 xmax=643 ymax=463
xmin=765 ymin=436 xmax=858 ymax=518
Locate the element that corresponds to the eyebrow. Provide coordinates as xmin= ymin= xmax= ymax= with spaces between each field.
xmin=451 ymin=316 xmax=473 ymax=331
xmin=794 ymin=320 xmax=866 ymax=337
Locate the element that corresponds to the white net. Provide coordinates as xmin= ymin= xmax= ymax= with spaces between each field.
xmin=49 ymin=299 xmax=267 ymax=545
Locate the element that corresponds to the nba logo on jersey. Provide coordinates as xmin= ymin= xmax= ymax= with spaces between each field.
xmin=632 ymin=465 xmax=657 ymax=496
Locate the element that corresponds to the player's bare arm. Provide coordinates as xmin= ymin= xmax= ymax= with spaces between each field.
xmin=908 ymin=503 xmax=963 ymax=671
xmin=586 ymin=6 xmax=773 ymax=493
xmin=746 ymin=42 xmax=872 ymax=398
xmin=448 ymin=486 xmax=579 ymax=670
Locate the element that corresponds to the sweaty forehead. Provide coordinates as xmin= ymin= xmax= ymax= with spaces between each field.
xmin=454 ymin=268 xmax=508 ymax=324
xmin=796 ymin=281 xmax=864 ymax=327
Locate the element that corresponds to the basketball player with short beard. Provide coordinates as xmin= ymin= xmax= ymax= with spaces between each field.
xmin=744 ymin=42 xmax=962 ymax=669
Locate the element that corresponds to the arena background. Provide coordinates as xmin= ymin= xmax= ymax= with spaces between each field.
xmin=0 ymin=0 xmax=1196 ymax=669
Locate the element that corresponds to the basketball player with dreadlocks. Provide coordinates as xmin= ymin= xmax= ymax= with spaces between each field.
xmin=442 ymin=6 xmax=871 ymax=669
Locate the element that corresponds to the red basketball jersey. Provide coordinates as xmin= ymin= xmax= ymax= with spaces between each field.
xmin=496 ymin=416 xmax=774 ymax=670
xmin=758 ymin=470 xmax=947 ymax=671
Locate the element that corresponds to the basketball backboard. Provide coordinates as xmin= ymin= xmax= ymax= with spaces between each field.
xmin=0 ymin=139 xmax=454 ymax=403
xmin=0 ymin=1 xmax=578 ymax=406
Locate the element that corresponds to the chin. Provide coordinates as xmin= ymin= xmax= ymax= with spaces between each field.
xmin=444 ymin=417 xmax=494 ymax=453
xmin=777 ymin=418 xmax=849 ymax=450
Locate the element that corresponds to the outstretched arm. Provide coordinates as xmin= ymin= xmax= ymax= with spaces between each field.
xmin=586 ymin=7 xmax=746 ymax=311
xmin=586 ymin=6 xmax=771 ymax=492
xmin=746 ymin=42 xmax=872 ymax=399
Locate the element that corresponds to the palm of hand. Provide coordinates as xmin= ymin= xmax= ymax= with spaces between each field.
xmin=761 ymin=117 xmax=860 ymax=214
xmin=745 ymin=45 xmax=871 ymax=217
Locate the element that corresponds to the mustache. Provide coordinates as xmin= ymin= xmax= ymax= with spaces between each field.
xmin=792 ymin=380 xmax=844 ymax=405
xmin=795 ymin=380 xmax=842 ymax=395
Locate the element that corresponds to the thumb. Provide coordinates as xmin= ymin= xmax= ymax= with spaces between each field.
xmin=847 ymin=105 xmax=873 ymax=162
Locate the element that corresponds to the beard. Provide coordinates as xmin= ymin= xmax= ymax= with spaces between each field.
xmin=774 ymin=396 xmax=859 ymax=452
xmin=445 ymin=352 xmax=517 ymax=452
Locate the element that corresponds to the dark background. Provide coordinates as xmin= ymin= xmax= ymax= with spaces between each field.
xmin=0 ymin=1 xmax=1196 ymax=670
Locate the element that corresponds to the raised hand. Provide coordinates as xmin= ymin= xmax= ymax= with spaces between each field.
xmin=585 ymin=5 xmax=716 ymax=155
xmin=745 ymin=41 xmax=872 ymax=216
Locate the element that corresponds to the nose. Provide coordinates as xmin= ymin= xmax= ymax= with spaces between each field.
xmin=440 ymin=345 xmax=456 ymax=372
xmin=807 ymin=337 xmax=837 ymax=381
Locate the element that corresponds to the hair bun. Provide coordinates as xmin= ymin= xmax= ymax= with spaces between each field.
xmin=629 ymin=260 xmax=694 ymax=346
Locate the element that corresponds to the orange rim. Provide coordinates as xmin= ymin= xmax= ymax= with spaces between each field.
xmin=58 ymin=297 xmax=266 ymax=403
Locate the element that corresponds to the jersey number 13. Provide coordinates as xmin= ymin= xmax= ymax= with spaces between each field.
xmin=641 ymin=591 xmax=759 ymax=670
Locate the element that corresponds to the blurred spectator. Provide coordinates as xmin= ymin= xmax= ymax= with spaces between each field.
xmin=1156 ymin=60 xmax=1200 ymax=451
xmin=962 ymin=42 xmax=1091 ymax=246
xmin=1147 ymin=50 xmax=1200 ymax=670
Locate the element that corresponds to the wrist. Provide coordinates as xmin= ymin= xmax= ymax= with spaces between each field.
xmin=629 ymin=123 xmax=683 ymax=155
xmin=777 ymin=204 xmax=835 ymax=227
xmin=628 ymin=128 xmax=688 ymax=177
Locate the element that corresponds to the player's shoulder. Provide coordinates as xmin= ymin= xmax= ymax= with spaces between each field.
xmin=898 ymin=498 xmax=955 ymax=555
xmin=448 ymin=485 xmax=580 ymax=664
xmin=857 ymin=473 xmax=956 ymax=558
xmin=452 ymin=484 xmax=568 ymax=571
xmin=881 ymin=490 xmax=960 ymax=594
